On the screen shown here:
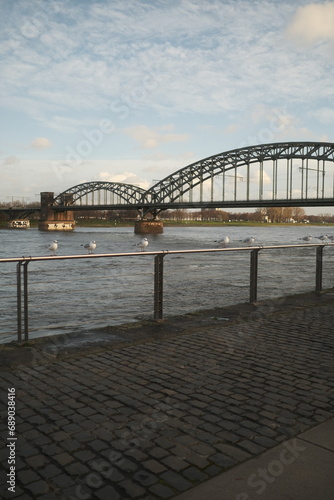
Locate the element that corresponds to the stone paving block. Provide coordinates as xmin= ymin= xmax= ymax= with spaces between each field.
xmin=49 ymin=430 xmax=69 ymax=442
xmin=22 ymin=429 xmax=41 ymax=440
xmin=124 ymin=447 xmax=149 ymax=462
xmin=161 ymin=455 xmax=189 ymax=471
xmin=196 ymin=431 xmax=221 ymax=444
xmin=73 ymin=449 xmax=97 ymax=462
xmin=215 ymin=443 xmax=252 ymax=462
xmin=19 ymin=445 xmax=40 ymax=458
xmin=95 ymin=485 xmax=122 ymax=500
xmin=39 ymin=464 xmax=63 ymax=480
xmin=133 ymin=469 xmax=159 ymax=486
xmin=149 ymin=482 xmax=175 ymax=499
xmin=209 ymin=452 xmax=237 ymax=468
xmin=236 ymin=426 xmax=257 ymax=439
xmin=65 ymin=461 xmax=91 ymax=475
xmin=238 ymin=439 xmax=266 ymax=454
xmin=118 ymin=478 xmax=146 ymax=498
xmin=182 ymin=466 xmax=209 ymax=483
xmin=26 ymin=480 xmax=50 ymax=496
xmin=116 ymin=457 xmax=139 ymax=474
xmin=254 ymin=435 xmax=279 ymax=448
xmin=160 ymin=470 xmax=193 ymax=493
xmin=189 ymin=442 xmax=216 ymax=456
xmin=25 ymin=454 xmax=48 ymax=468
xmin=59 ymin=439 xmax=81 ymax=452
xmin=17 ymin=470 xmax=40 ymax=485
xmin=143 ymin=458 xmax=167 ymax=474
xmin=53 ymin=451 xmax=74 ymax=466
xmin=154 ymin=437 xmax=176 ymax=449
xmin=50 ymin=472 xmax=77 ymax=489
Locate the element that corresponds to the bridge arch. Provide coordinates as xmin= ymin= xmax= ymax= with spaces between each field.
xmin=146 ymin=142 xmax=334 ymax=207
xmin=54 ymin=181 xmax=148 ymax=206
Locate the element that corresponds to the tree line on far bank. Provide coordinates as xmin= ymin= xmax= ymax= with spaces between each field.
xmin=1 ymin=201 xmax=334 ymax=224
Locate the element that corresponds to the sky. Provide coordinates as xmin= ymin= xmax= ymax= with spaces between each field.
xmin=0 ymin=0 xmax=334 ymax=213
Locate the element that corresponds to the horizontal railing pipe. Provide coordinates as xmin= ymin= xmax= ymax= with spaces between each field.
xmin=0 ymin=242 xmax=333 ymax=264
xmin=0 ymin=243 xmax=333 ymax=343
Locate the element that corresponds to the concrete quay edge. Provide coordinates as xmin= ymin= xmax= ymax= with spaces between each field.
xmin=174 ymin=417 xmax=334 ymax=500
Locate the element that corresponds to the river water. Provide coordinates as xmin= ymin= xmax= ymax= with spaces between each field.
xmin=0 ymin=225 xmax=333 ymax=343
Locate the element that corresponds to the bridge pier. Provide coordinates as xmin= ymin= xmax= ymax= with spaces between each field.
xmin=38 ymin=192 xmax=75 ymax=231
xmin=134 ymin=220 xmax=164 ymax=234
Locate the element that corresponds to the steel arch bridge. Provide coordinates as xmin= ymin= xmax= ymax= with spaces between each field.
xmin=52 ymin=142 xmax=334 ymax=214
xmin=54 ymin=181 xmax=147 ymax=207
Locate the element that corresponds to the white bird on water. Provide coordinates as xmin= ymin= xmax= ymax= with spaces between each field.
xmin=83 ymin=241 xmax=96 ymax=254
xmin=136 ymin=238 xmax=149 ymax=251
xmin=216 ymin=236 xmax=230 ymax=248
xmin=316 ymin=234 xmax=329 ymax=242
xmin=48 ymin=240 xmax=58 ymax=256
xmin=300 ymin=235 xmax=313 ymax=242
xmin=243 ymin=236 xmax=255 ymax=246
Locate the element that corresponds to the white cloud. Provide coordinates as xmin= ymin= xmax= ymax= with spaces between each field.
xmin=31 ymin=137 xmax=52 ymax=150
xmin=286 ymin=2 xmax=334 ymax=45
xmin=98 ymin=171 xmax=150 ymax=190
xmin=2 ymin=0 xmax=326 ymax=125
xmin=124 ymin=125 xmax=189 ymax=149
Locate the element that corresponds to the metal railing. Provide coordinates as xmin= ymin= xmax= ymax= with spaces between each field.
xmin=0 ymin=242 xmax=333 ymax=343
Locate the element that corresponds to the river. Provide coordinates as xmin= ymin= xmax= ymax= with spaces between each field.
xmin=0 ymin=225 xmax=333 ymax=343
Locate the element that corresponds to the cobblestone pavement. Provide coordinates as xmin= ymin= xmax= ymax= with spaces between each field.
xmin=1 ymin=292 xmax=334 ymax=499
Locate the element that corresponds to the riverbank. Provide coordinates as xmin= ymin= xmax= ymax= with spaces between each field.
xmin=1 ymin=218 xmax=334 ymax=230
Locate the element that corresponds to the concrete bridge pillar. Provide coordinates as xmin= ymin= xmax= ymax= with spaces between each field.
xmin=134 ymin=208 xmax=164 ymax=234
xmin=38 ymin=192 xmax=75 ymax=231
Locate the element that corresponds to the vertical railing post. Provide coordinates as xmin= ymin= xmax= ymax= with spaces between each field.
xmin=23 ymin=261 xmax=29 ymax=340
xmin=316 ymin=245 xmax=323 ymax=292
xmin=250 ymin=249 xmax=260 ymax=303
xmin=16 ymin=262 xmax=22 ymax=343
xmin=154 ymin=254 xmax=165 ymax=321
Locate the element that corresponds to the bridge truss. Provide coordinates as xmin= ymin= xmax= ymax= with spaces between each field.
xmin=145 ymin=142 xmax=334 ymax=209
xmin=51 ymin=142 xmax=334 ymax=213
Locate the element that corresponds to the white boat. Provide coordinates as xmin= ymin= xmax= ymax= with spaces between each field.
xmin=7 ymin=220 xmax=30 ymax=229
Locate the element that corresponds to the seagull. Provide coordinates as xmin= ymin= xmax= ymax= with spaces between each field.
xmin=136 ymin=238 xmax=148 ymax=251
xmin=48 ymin=240 xmax=58 ymax=256
xmin=316 ymin=234 xmax=329 ymax=242
xmin=215 ymin=236 xmax=230 ymax=248
xmin=243 ymin=236 xmax=255 ymax=246
xmin=299 ymin=235 xmax=313 ymax=242
xmin=82 ymin=241 xmax=96 ymax=254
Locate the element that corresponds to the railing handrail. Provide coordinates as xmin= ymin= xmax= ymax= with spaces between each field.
xmin=0 ymin=242 xmax=333 ymax=264
xmin=1 ymin=242 xmax=333 ymax=343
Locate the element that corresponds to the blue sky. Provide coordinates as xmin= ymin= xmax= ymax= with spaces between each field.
xmin=1 ymin=0 xmax=334 ymax=211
